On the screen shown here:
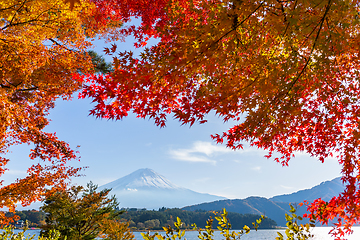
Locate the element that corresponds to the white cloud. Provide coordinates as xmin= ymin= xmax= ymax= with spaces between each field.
xmin=251 ymin=166 xmax=261 ymax=172
xmin=192 ymin=141 xmax=232 ymax=156
xmin=169 ymin=141 xmax=231 ymax=164
xmin=169 ymin=149 xmax=216 ymax=164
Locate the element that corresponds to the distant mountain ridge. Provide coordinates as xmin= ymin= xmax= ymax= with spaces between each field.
xmin=100 ymin=169 xmax=343 ymax=226
xmin=99 ymin=168 xmax=227 ymax=210
xmin=270 ymin=177 xmax=344 ymax=203
xmin=182 ymin=177 xmax=344 ymax=226
xmin=182 ymin=197 xmax=290 ymax=227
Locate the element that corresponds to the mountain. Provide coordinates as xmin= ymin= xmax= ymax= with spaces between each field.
xmin=99 ymin=168 xmax=227 ymax=210
xmin=182 ymin=177 xmax=344 ymax=226
xmin=182 ymin=197 xmax=291 ymax=227
xmin=100 ymin=168 xmax=180 ymax=191
xmin=99 ymin=171 xmax=343 ymax=226
xmin=270 ymin=177 xmax=344 ymax=203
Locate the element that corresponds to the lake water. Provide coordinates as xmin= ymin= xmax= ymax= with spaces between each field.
xmin=3 ymin=227 xmax=360 ymax=240
xmin=134 ymin=227 xmax=360 ymax=240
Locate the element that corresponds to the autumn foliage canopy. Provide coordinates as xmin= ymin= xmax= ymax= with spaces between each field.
xmin=78 ymin=0 xmax=360 ymax=238
xmin=0 ymin=0 xmax=120 ymax=222
xmin=2 ymin=0 xmax=360 ymax=238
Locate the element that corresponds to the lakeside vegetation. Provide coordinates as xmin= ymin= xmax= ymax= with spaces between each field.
xmin=0 ymin=182 xmax=313 ymax=240
xmin=120 ymin=208 xmax=277 ymax=231
xmin=5 ymin=210 xmax=45 ymax=228
xmin=4 ymin=207 xmax=277 ymax=231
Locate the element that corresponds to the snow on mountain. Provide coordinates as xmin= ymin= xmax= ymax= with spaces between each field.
xmin=100 ymin=168 xmax=181 ymax=191
xmin=99 ymin=168 xmax=227 ymax=210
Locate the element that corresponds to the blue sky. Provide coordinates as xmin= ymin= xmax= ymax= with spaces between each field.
xmin=3 ymin=32 xmax=343 ymax=203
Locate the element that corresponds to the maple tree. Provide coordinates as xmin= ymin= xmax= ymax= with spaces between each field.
xmin=0 ymin=0 xmax=120 ymax=223
xmin=79 ymin=0 xmax=360 ymax=238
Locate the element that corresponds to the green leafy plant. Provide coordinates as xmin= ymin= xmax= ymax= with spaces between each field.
xmin=276 ymin=204 xmax=315 ymax=240
xmin=141 ymin=206 xmax=316 ymax=240
xmin=141 ymin=208 xmax=265 ymax=240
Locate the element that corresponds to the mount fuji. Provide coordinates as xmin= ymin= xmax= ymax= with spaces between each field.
xmin=99 ymin=168 xmax=227 ymax=209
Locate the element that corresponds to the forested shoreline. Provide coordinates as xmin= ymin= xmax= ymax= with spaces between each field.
xmin=5 ymin=208 xmax=277 ymax=231
xmin=119 ymin=208 xmax=277 ymax=230
xmin=5 ymin=210 xmax=45 ymax=228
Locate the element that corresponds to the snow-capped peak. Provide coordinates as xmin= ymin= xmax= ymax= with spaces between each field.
xmin=100 ymin=168 xmax=181 ymax=191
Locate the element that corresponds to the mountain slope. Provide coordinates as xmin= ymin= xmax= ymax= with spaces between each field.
xmin=270 ymin=177 xmax=344 ymax=203
xmin=182 ymin=197 xmax=292 ymax=226
xmin=182 ymin=177 xmax=343 ymax=226
xmin=99 ymin=168 xmax=227 ymax=210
